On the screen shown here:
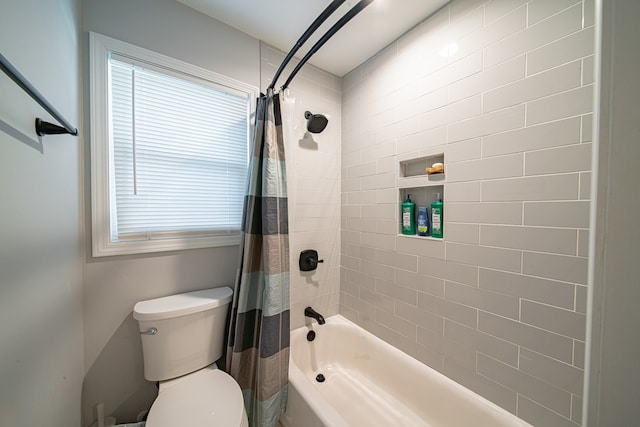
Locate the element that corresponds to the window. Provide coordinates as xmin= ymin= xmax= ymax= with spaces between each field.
xmin=89 ymin=32 xmax=256 ymax=256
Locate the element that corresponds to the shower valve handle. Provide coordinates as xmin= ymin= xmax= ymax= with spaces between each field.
xmin=299 ymin=249 xmax=323 ymax=271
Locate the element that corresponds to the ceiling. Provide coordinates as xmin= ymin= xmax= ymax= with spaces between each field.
xmin=176 ymin=0 xmax=449 ymax=78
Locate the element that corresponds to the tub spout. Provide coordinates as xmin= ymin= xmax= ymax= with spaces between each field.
xmin=304 ymin=307 xmax=326 ymax=325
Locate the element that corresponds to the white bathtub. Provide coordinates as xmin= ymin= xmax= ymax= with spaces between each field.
xmin=280 ymin=315 xmax=532 ymax=427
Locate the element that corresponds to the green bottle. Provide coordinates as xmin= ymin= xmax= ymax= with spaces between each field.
xmin=431 ymin=193 xmax=443 ymax=238
xmin=401 ymin=194 xmax=416 ymax=235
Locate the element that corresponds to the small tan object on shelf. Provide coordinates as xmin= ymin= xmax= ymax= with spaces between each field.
xmin=426 ymin=162 xmax=444 ymax=175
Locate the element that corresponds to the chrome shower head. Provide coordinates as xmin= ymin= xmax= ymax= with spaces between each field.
xmin=305 ymin=111 xmax=328 ymax=133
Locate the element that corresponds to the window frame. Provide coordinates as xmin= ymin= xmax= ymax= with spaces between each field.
xmin=89 ymin=32 xmax=257 ymax=257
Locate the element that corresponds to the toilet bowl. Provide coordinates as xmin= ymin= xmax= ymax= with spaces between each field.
xmin=146 ymin=364 xmax=248 ymax=427
xmin=133 ymin=287 xmax=248 ymax=427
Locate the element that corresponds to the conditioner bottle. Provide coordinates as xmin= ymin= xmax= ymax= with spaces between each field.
xmin=430 ymin=193 xmax=443 ymax=238
xmin=401 ymin=194 xmax=416 ymax=235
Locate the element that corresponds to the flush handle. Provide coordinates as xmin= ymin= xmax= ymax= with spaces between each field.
xmin=140 ymin=327 xmax=158 ymax=335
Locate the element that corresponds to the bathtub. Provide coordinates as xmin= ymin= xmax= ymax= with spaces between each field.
xmin=279 ymin=315 xmax=532 ymax=427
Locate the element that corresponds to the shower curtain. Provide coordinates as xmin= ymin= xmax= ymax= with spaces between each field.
xmin=226 ymin=88 xmax=290 ymax=427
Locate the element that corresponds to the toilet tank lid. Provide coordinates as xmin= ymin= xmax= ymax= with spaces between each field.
xmin=133 ymin=286 xmax=233 ymax=321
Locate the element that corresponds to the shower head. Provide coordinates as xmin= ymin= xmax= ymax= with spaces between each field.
xmin=305 ymin=111 xmax=328 ymax=133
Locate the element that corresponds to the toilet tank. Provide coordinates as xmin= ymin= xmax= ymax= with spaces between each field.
xmin=133 ymin=286 xmax=233 ymax=381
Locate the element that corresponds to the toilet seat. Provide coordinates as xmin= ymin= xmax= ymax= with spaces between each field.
xmin=146 ymin=365 xmax=248 ymax=427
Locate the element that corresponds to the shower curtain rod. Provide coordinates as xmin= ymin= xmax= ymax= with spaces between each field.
xmin=272 ymin=0 xmax=374 ymax=91
xmin=0 ymin=52 xmax=79 ymax=136
xmin=268 ymin=0 xmax=346 ymax=90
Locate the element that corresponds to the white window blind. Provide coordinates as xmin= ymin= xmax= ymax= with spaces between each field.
xmin=108 ymin=58 xmax=249 ymax=242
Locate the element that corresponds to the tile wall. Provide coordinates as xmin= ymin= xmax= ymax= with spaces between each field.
xmin=340 ymin=1 xmax=594 ymax=426
xmin=260 ymin=43 xmax=343 ymax=329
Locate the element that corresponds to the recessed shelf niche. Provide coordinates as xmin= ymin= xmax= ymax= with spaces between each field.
xmin=398 ymin=152 xmax=445 ymax=240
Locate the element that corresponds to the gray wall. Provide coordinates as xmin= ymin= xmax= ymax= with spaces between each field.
xmin=340 ymin=1 xmax=594 ymax=426
xmin=81 ymin=0 xmax=259 ymax=425
xmin=0 ymin=0 xmax=84 ymax=426
xmin=586 ymin=0 xmax=640 ymax=425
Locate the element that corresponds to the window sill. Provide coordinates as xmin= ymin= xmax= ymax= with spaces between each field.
xmin=91 ymin=233 xmax=241 ymax=257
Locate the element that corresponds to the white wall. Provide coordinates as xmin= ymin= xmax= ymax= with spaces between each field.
xmin=585 ymin=0 xmax=640 ymax=425
xmin=341 ymin=1 xmax=594 ymax=426
xmin=81 ymin=0 xmax=260 ymax=424
xmin=0 ymin=0 xmax=83 ymax=426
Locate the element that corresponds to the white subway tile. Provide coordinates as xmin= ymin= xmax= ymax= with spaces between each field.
xmin=519 ymin=348 xmax=584 ymax=395
xmin=484 ymin=4 xmax=583 ymax=68
xmin=445 ymin=281 xmax=519 ymax=319
xmin=446 ymin=139 xmax=482 ymax=163
xmin=446 ymin=153 xmax=523 ymax=183
xmin=396 ymin=300 xmax=444 ymax=333
xmin=376 ymin=280 xmax=418 ymax=307
xmin=578 ymin=229 xmax=589 ymax=258
xmin=445 ymin=320 xmax=519 ymax=366
xmin=527 ymin=27 xmax=595 ymax=75
xmin=526 ymin=85 xmax=594 ymax=125
xmin=479 ymin=311 xmax=574 ymax=363
xmin=443 ymin=359 xmax=518 ymax=414
xmin=420 ymin=95 xmax=482 ymax=131
xmin=528 ymin=0 xmax=583 ymax=26
xmin=523 ymin=201 xmax=590 ymax=228
xmin=480 ymin=225 xmax=577 ymax=255
xmin=446 ymin=242 xmax=522 ymax=273
xmin=521 ymin=300 xmax=586 ymax=340
xmin=483 ymin=61 xmax=582 ymax=113
xmin=576 ymin=285 xmax=588 ymax=314
xmin=481 ymin=174 xmax=579 ymax=202
xmin=396 ymin=269 xmax=445 ymax=298
xmin=396 ymin=236 xmax=446 ymax=259
xmin=418 ymin=293 xmax=478 ymax=329
xmin=420 ymin=52 xmax=483 ymax=96
xmin=523 ymin=251 xmax=588 ymax=284
xmin=448 ymin=105 xmax=525 ymax=143
xmin=347 ymin=161 xmax=377 ymax=179
xmin=518 ymin=395 xmax=578 ymax=427
xmin=445 ymin=182 xmax=481 ymax=202
xmin=417 ymin=257 xmax=479 ymax=287
xmin=345 ymin=190 xmax=377 ymax=205
xmin=479 ymin=268 xmax=576 ymax=309
xmin=477 ymin=354 xmax=572 ymax=418
xmin=446 ymin=202 xmax=523 ymax=225
xmin=377 ymin=248 xmax=417 ymax=271
xmin=484 ymin=0 xmax=528 ymax=24
xmin=456 ymin=6 xmax=527 ymax=60
xmin=376 ymin=219 xmax=398 ymax=235
xmin=581 ymin=113 xmax=593 ymax=142
xmin=584 ymin=0 xmax=595 ymax=27
xmin=449 ymin=55 xmax=526 ymax=103
xmin=483 ymin=116 xmax=581 ymax=158
xmin=445 ymin=223 xmax=480 ymax=245
xmin=397 ymin=87 xmax=448 ymax=121
xmin=397 ymin=126 xmax=447 ymax=154
xmin=525 ymin=143 xmax=592 ymax=176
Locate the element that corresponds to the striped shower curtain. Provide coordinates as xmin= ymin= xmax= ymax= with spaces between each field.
xmin=226 ymin=88 xmax=290 ymax=427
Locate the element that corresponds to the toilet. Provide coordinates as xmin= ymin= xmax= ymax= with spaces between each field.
xmin=133 ymin=286 xmax=248 ymax=427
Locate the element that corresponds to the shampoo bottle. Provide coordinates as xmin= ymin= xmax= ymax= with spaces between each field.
xmin=431 ymin=193 xmax=443 ymax=238
xmin=417 ymin=206 xmax=430 ymax=236
xmin=401 ymin=194 xmax=416 ymax=235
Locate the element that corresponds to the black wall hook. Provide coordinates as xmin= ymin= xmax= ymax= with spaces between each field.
xmin=299 ymin=249 xmax=324 ymax=271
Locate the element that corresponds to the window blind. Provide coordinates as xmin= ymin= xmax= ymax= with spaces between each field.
xmin=109 ymin=58 xmax=249 ymax=241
